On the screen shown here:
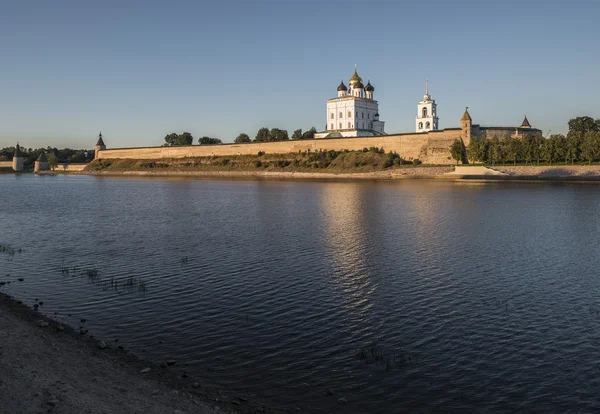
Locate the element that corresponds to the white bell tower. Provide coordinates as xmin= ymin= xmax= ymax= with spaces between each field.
xmin=416 ymin=80 xmax=439 ymax=132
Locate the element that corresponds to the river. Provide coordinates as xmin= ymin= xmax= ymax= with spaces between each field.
xmin=1 ymin=174 xmax=600 ymax=412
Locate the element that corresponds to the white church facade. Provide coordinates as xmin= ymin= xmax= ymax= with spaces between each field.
xmin=315 ymin=67 xmax=385 ymax=139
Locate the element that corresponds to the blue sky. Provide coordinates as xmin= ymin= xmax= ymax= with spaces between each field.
xmin=1 ymin=0 xmax=598 ymax=149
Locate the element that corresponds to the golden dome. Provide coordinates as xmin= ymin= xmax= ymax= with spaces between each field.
xmin=349 ymin=67 xmax=363 ymax=86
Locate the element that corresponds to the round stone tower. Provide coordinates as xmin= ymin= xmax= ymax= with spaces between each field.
xmin=460 ymin=107 xmax=472 ymax=146
xmin=12 ymin=143 xmax=24 ymax=172
xmin=34 ymin=152 xmax=49 ymax=173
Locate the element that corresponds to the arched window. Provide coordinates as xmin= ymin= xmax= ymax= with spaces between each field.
xmin=348 ymin=111 xmax=352 ymax=118
xmin=426 ymin=121 xmax=431 ymax=128
xmin=368 ymin=113 xmax=370 ymax=119
xmin=330 ymin=123 xmax=333 ymax=130
xmin=362 ymin=112 xmax=364 ymax=118
xmin=331 ymin=113 xmax=334 ymax=119
xmin=348 ymin=122 xmax=351 ymax=128
xmin=339 ymin=112 xmax=343 ymax=118
xmin=419 ymin=122 xmax=423 ymax=129
xmin=422 ymin=108 xmax=428 ymax=118
xmin=339 ymin=122 xmax=342 ymax=129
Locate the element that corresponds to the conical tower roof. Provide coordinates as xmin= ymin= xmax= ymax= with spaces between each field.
xmin=461 ymin=107 xmax=472 ymax=122
xmin=520 ymin=115 xmax=531 ymax=128
xmin=37 ymin=152 xmax=47 ymax=162
xmin=14 ymin=144 xmax=23 ymax=158
xmin=365 ymin=81 xmax=374 ymax=92
xmin=96 ymin=132 xmax=105 ymax=147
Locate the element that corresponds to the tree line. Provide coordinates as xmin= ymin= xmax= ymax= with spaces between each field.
xmin=0 ymin=146 xmax=94 ymax=166
xmin=164 ymin=127 xmax=317 ymax=146
xmin=449 ymin=116 xmax=600 ymax=165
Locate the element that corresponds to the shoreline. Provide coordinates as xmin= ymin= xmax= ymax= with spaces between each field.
xmin=46 ymin=167 xmax=600 ymax=183
xmin=0 ymin=291 xmax=273 ymax=413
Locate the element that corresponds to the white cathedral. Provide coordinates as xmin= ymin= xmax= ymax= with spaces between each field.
xmin=315 ymin=67 xmax=385 ymax=139
xmin=316 ymin=68 xmax=439 ymax=139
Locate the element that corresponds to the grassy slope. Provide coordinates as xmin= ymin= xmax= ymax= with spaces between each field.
xmin=86 ymin=149 xmax=432 ymax=174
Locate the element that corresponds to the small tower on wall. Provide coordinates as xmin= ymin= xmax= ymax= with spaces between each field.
xmin=34 ymin=152 xmax=49 ymax=173
xmin=95 ymin=132 xmax=106 ymax=156
xmin=416 ymin=80 xmax=439 ymax=132
xmin=460 ymin=107 xmax=472 ymax=146
xmin=12 ymin=143 xmax=24 ymax=172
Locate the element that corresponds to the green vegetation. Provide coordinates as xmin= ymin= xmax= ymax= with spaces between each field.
xmin=234 ymin=133 xmax=251 ymax=143
xmin=86 ymin=147 xmax=435 ymax=174
xmin=253 ymin=126 xmax=316 ymax=142
xmin=164 ymin=132 xmax=194 ymax=146
xmin=58 ymin=262 xmax=148 ymax=294
xmin=0 ymin=147 xmax=94 ymax=165
xmin=198 ymin=136 xmax=223 ymax=145
xmin=467 ymin=116 xmax=600 ymax=166
xmin=450 ymin=139 xmax=465 ymax=165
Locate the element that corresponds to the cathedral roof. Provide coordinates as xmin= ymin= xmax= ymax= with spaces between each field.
xmin=96 ymin=132 xmax=105 ymax=147
xmin=14 ymin=144 xmax=23 ymax=158
xmin=461 ymin=108 xmax=472 ymax=122
xmin=365 ymin=81 xmax=374 ymax=92
xmin=354 ymin=80 xmax=364 ymax=89
xmin=337 ymin=80 xmax=348 ymax=91
xmin=349 ymin=67 xmax=363 ymax=86
xmin=37 ymin=152 xmax=47 ymax=162
xmin=520 ymin=115 xmax=531 ymax=128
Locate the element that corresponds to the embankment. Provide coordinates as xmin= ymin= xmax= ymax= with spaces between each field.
xmin=0 ymin=292 xmax=266 ymax=413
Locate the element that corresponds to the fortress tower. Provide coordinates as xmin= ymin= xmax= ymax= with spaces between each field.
xmin=460 ymin=107 xmax=472 ymax=145
xmin=416 ymin=81 xmax=439 ymax=132
xmin=95 ymin=132 xmax=106 ymax=154
xmin=34 ymin=152 xmax=49 ymax=173
xmin=12 ymin=143 xmax=24 ymax=172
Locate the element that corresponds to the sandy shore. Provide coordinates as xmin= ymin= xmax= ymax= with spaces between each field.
xmin=0 ymin=293 xmax=270 ymax=414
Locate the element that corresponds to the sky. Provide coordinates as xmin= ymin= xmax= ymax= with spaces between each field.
xmin=1 ymin=0 xmax=598 ymax=149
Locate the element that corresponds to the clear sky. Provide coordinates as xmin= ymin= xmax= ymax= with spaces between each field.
xmin=1 ymin=0 xmax=598 ymax=149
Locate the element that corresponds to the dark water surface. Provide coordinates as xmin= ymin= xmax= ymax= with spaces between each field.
xmin=2 ymin=174 xmax=600 ymax=412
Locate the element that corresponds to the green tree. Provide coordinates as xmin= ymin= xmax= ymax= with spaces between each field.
xmin=449 ymin=139 xmax=464 ymax=165
xmin=489 ymin=137 xmax=503 ymax=166
xmin=566 ymin=133 xmax=580 ymax=165
xmin=198 ymin=136 xmax=222 ymax=145
xmin=504 ymin=136 xmax=522 ymax=166
xmin=269 ymin=128 xmax=289 ymax=141
xmin=466 ymin=137 xmax=481 ymax=163
xmin=47 ymin=152 xmax=58 ymax=170
xmin=164 ymin=132 xmax=193 ymax=146
xmin=234 ymin=133 xmax=251 ymax=143
xmin=291 ymin=129 xmax=303 ymax=140
xmin=254 ymin=127 xmax=270 ymax=142
xmin=542 ymin=135 xmax=566 ymax=165
xmin=301 ymin=127 xmax=317 ymax=139
xmin=580 ymin=131 xmax=600 ymax=164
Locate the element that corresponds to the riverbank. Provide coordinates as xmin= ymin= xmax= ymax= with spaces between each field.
xmin=0 ymin=292 xmax=268 ymax=414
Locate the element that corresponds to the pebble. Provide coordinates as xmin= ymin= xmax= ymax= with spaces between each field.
xmin=166 ymin=359 xmax=176 ymax=366
xmin=140 ymin=368 xmax=151 ymax=374
xmin=257 ymin=407 xmax=265 ymax=413
xmin=337 ymin=397 xmax=347 ymax=404
xmin=193 ymin=382 xmax=200 ymax=388
xmin=98 ymin=341 xmax=107 ymax=349
xmin=57 ymin=326 xmax=65 ymax=332
xmin=160 ymin=362 xmax=168 ymax=368
xmin=37 ymin=320 xmax=49 ymax=328
xmin=231 ymin=401 xmax=240 ymax=406
xmin=17 ymin=278 xmax=24 ymax=282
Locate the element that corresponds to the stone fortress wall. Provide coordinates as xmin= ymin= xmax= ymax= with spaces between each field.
xmin=97 ymin=128 xmax=464 ymax=164
xmin=94 ymin=111 xmax=540 ymax=165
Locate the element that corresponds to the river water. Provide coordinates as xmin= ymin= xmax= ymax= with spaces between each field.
xmin=1 ymin=174 xmax=600 ymax=412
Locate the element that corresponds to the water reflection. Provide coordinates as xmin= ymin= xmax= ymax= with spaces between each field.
xmin=318 ymin=183 xmax=376 ymax=329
